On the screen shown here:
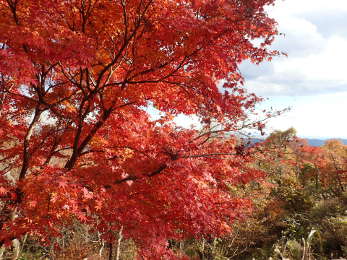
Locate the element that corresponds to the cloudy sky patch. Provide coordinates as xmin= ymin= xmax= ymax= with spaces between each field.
xmin=240 ymin=0 xmax=347 ymax=138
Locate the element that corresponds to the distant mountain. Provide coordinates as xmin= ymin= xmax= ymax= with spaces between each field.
xmin=306 ymin=138 xmax=347 ymax=147
xmin=248 ymin=138 xmax=347 ymax=147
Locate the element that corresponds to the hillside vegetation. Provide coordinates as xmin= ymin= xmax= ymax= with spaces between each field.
xmin=1 ymin=129 xmax=346 ymax=259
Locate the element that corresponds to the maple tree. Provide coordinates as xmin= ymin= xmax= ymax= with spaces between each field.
xmin=0 ymin=0 xmax=279 ymax=258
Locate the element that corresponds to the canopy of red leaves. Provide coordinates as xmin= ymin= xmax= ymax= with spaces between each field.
xmin=0 ymin=0 xmax=278 ymax=258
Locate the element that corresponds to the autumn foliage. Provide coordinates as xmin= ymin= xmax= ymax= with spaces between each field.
xmin=179 ymin=130 xmax=346 ymax=259
xmin=0 ymin=0 xmax=279 ymax=258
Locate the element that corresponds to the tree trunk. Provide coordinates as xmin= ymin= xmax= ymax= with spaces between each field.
xmin=11 ymin=239 xmax=20 ymax=260
xmin=0 ymin=246 xmax=5 ymax=260
xmin=108 ymin=242 xmax=113 ymax=260
xmin=116 ymin=227 xmax=123 ymax=260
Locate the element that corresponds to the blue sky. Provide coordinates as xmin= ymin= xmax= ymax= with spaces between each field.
xmin=239 ymin=0 xmax=347 ymax=139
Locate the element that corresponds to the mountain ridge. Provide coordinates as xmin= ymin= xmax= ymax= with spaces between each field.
xmin=249 ymin=138 xmax=347 ymax=147
xmin=305 ymin=138 xmax=347 ymax=147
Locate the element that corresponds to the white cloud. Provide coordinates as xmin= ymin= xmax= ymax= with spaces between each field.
xmin=304 ymin=11 xmax=347 ymax=37
xmin=267 ymin=0 xmax=347 ymax=16
xmin=275 ymin=36 xmax=347 ymax=82
xmin=264 ymin=92 xmax=347 ymax=138
xmin=240 ymin=0 xmax=347 ymax=138
xmin=240 ymin=0 xmax=347 ymax=97
xmin=271 ymin=16 xmax=325 ymax=57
